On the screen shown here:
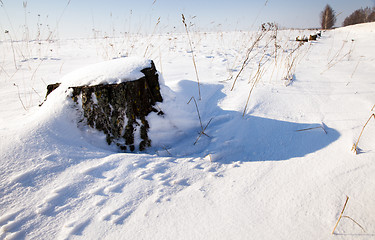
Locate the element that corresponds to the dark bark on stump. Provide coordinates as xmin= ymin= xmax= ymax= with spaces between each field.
xmin=46 ymin=60 xmax=163 ymax=152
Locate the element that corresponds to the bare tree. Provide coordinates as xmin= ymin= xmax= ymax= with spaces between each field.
xmin=320 ymin=4 xmax=336 ymax=29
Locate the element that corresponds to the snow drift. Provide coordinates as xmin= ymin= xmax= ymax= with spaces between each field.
xmin=0 ymin=23 xmax=374 ymax=239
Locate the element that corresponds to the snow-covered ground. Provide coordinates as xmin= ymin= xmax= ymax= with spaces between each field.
xmin=0 ymin=23 xmax=374 ymax=239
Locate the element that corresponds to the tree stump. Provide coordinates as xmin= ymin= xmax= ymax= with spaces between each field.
xmin=46 ymin=59 xmax=163 ymax=152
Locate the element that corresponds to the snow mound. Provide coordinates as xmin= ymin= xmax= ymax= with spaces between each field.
xmin=337 ymin=22 xmax=375 ymax=33
xmin=1 ymin=26 xmax=375 ymax=240
xmin=38 ymin=57 xmax=197 ymax=153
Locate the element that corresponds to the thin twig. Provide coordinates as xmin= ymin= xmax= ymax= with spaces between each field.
xmin=0 ymin=64 xmax=9 ymax=77
xmin=47 ymin=0 xmax=71 ymax=41
xmin=6 ymin=33 xmax=18 ymax=70
xmin=187 ymin=97 xmax=213 ymax=145
xmin=13 ymin=83 xmax=27 ymax=111
xmin=143 ymin=17 xmax=161 ymax=57
xmin=342 ymin=216 xmax=366 ymax=233
xmin=242 ymin=54 xmax=268 ymax=117
xmin=352 ymin=113 xmax=375 ymax=154
xmin=351 ymin=59 xmax=361 ymax=78
xmin=162 ymin=145 xmax=171 ymax=156
xmin=194 ymin=118 xmax=213 ymax=145
xmin=31 ymin=59 xmax=44 ymax=83
xmin=332 ymin=196 xmax=366 ymax=234
xmin=296 ymin=126 xmax=327 ymax=134
xmin=32 ymin=88 xmax=41 ymax=98
xmin=8 ymin=68 xmax=19 ymax=82
xmin=182 ymin=14 xmax=201 ymax=100
xmin=322 ymin=40 xmax=354 ymax=74
xmin=59 ymin=62 xmax=65 ymax=74
xmin=187 ymin=96 xmax=203 ymax=131
xmin=332 ymin=196 xmax=349 ymax=234
xmin=231 ymin=33 xmax=265 ymax=91
xmin=284 ymin=42 xmax=303 ymax=84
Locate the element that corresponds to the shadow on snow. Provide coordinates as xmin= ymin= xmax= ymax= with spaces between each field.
xmin=162 ymin=80 xmax=340 ymax=164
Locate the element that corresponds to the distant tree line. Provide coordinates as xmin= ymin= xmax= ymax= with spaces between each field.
xmin=343 ymin=7 xmax=375 ymax=27
xmin=320 ymin=4 xmax=375 ymax=29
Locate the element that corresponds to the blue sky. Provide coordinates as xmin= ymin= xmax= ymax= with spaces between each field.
xmin=1 ymin=0 xmax=374 ymax=39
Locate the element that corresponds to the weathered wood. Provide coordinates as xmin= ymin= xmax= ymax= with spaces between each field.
xmin=45 ymin=60 xmax=163 ymax=152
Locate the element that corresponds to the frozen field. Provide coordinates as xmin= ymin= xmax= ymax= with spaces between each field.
xmin=0 ymin=22 xmax=375 ymax=239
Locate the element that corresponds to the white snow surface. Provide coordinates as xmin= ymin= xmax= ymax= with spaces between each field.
xmin=1 ymin=23 xmax=375 ymax=239
xmin=60 ymin=57 xmax=152 ymax=87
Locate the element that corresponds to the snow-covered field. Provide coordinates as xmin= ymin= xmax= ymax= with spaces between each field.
xmin=1 ymin=23 xmax=374 ymax=239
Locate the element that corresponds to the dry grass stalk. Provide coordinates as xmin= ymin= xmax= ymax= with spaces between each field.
xmin=182 ymin=14 xmax=201 ymax=100
xmin=332 ymin=196 xmax=349 ymax=234
xmin=352 ymin=113 xmax=375 ymax=154
xmin=296 ymin=125 xmax=327 ymax=134
xmin=269 ymin=26 xmax=280 ymax=83
xmin=0 ymin=65 xmax=10 ymax=78
xmin=332 ymin=196 xmax=366 ymax=234
xmin=188 ymin=96 xmax=203 ymax=131
xmin=7 ymin=68 xmax=19 ymax=82
xmin=328 ymin=41 xmax=347 ymax=65
xmin=162 ymin=145 xmax=171 ymax=156
xmin=351 ymin=58 xmax=361 ymax=78
xmin=230 ymin=32 xmax=267 ymax=91
xmin=322 ymin=40 xmax=355 ymax=74
xmin=341 ymin=216 xmax=366 ymax=233
xmin=5 ymin=32 xmax=18 ymax=70
xmin=32 ymin=87 xmax=41 ymax=98
xmin=31 ymin=59 xmax=44 ymax=82
xmin=242 ymin=55 xmax=267 ymax=117
xmin=143 ymin=17 xmax=161 ymax=57
xmin=283 ymin=42 xmax=304 ymax=85
xmin=187 ymin=96 xmax=212 ymax=145
xmin=13 ymin=83 xmax=27 ymax=111
xmin=158 ymin=47 xmax=163 ymax=75
xmin=46 ymin=0 xmax=71 ymax=41
xmin=230 ymin=23 xmax=277 ymax=91
xmin=194 ymin=118 xmax=213 ymax=145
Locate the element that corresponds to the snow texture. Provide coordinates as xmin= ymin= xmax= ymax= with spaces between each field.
xmin=60 ymin=57 xmax=152 ymax=87
xmin=1 ymin=22 xmax=375 ymax=240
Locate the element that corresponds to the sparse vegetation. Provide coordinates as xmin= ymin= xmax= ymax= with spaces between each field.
xmin=230 ymin=22 xmax=276 ymax=91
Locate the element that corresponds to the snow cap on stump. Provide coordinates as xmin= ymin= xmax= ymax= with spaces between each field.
xmin=47 ymin=57 xmax=164 ymax=152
